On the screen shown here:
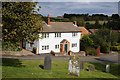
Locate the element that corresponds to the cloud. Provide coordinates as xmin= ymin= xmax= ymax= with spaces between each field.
xmin=38 ymin=2 xmax=118 ymax=17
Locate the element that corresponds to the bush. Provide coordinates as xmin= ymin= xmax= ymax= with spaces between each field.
xmin=115 ymin=43 xmax=120 ymax=46
xmin=85 ymin=47 xmax=96 ymax=56
xmin=80 ymin=35 xmax=94 ymax=51
xmin=2 ymin=41 xmax=21 ymax=51
xmin=101 ymin=42 xmax=110 ymax=53
xmin=111 ymin=46 xmax=120 ymax=51
xmin=17 ymin=48 xmax=22 ymax=51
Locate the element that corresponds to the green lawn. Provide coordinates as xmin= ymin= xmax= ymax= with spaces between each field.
xmin=85 ymin=21 xmax=108 ymax=25
xmin=2 ymin=58 xmax=119 ymax=78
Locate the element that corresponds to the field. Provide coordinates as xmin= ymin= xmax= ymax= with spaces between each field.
xmin=2 ymin=58 xmax=119 ymax=79
xmin=85 ymin=21 xmax=108 ymax=25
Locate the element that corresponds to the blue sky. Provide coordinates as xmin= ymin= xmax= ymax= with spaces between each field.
xmin=37 ymin=2 xmax=118 ymax=17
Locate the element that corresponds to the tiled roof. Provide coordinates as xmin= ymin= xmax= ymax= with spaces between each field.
xmin=78 ymin=27 xmax=90 ymax=35
xmin=89 ymin=29 xmax=98 ymax=34
xmin=41 ymin=22 xmax=82 ymax=33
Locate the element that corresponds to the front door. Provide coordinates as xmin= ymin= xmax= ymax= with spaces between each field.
xmin=64 ymin=44 xmax=68 ymax=54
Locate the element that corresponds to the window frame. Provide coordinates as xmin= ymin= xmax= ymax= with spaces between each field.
xmin=42 ymin=45 xmax=49 ymax=50
xmin=55 ymin=44 xmax=59 ymax=49
xmin=72 ymin=32 xmax=77 ymax=37
xmin=44 ymin=33 xmax=49 ymax=38
xmin=55 ymin=33 xmax=61 ymax=38
xmin=72 ymin=43 xmax=77 ymax=47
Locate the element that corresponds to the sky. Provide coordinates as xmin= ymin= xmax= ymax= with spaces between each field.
xmin=37 ymin=2 xmax=119 ymax=17
xmin=34 ymin=0 xmax=120 ymax=2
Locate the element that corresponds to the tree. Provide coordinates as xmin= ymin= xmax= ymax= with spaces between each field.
xmin=70 ymin=17 xmax=77 ymax=22
xmin=80 ymin=35 xmax=94 ymax=51
xmin=2 ymin=2 xmax=42 ymax=44
xmin=111 ymin=14 xmax=119 ymax=20
xmin=89 ymin=28 xmax=119 ymax=53
xmin=77 ymin=18 xmax=85 ymax=26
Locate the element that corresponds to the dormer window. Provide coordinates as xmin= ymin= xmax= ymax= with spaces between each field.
xmin=55 ymin=33 xmax=61 ymax=37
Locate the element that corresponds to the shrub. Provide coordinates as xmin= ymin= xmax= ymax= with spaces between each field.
xmin=115 ymin=43 xmax=120 ymax=46
xmin=17 ymin=48 xmax=22 ymax=51
xmin=101 ymin=42 xmax=110 ymax=53
xmin=2 ymin=41 xmax=21 ymax=51
xmin=111 ymin=46 xmax=120 ymax=51
xmin=81 ymin=35 xmax=94 ymax=51
xmin=85 ymin=47 xmax=96 ymax=56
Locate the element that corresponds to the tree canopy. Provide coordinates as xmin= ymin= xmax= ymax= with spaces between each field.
xmin=80 ymin=35 xmax=94 ymax=51
xmin=2 ymin=2 xmax=43 ymax=43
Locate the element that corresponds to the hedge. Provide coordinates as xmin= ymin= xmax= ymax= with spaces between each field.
xmin=111 ymin=46 xmax=120 ymax=51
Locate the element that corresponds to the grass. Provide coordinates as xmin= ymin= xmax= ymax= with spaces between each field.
xmin=85 ymin=21 xmax=108 ymax=25
xmin=2 ymin=58 xmax=119 ymax=79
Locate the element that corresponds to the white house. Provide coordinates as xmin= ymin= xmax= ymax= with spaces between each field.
xmin=25 ymin=14 xmax=82 ymax=54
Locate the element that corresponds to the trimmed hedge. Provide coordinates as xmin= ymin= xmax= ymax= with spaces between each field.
xmin=111 ymin=46 xmax=120 ymax=51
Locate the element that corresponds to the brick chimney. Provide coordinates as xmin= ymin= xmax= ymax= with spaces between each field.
xmin=73 ymin=21 xmax=77 ymax=26
xmin=47 ymin=14 xmax=50 ymax=25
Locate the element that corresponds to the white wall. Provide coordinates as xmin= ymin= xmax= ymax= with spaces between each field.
xmin=38 ymin=32 xmax=81 ymax=54
xmin=26 ymin=32 xmax=81 ymax=54
xmin=25 ymin=40 xmax=38 ymax=52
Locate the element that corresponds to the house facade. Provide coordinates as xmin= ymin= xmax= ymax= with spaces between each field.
xmin=25 ymin=14 xmax=81 ymax=54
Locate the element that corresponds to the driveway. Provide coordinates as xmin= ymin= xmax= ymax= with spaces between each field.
xmin=1 ymin=53 xmax=119 ymax=63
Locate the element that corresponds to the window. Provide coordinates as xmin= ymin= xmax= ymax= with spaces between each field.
xmin=42 ymin=45 xmax=49 ymax=50
xmin=72 ymin=43 xmax=77 ymax=47
xmin=30 ymin=43 xmax=33 ymax=47
xmin=72 ymin=32 xmax=77 ymax=37
xmin=43 ymin=33 xmax=49 ymax=38
xmin=55 ymin=33 xmax=61 ymax=37
xmin=55 ymin=44 xmax=59 ymax=49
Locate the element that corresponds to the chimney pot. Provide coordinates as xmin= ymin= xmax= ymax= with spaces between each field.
xmin=73 ymin=21 xmax=77 ymax=26
xmin=47 ymin=14 xmax=50 ymax=25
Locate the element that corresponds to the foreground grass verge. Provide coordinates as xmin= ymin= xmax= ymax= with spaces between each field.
xmin=2 ymin=58 xmax=119 ymax=78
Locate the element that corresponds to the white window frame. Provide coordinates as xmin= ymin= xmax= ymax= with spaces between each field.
xmin=55 ymin=33 xmax=61 ymax=38
xmin=55 ymin=44 xmax=59 ymax=49
xmin=43 ymin=33 xmax=49 ymax=38
xmin=72 ymin=32 xmax=77 ymax=37
xmin=72 ymin=43 xmax=77 ymax=47
xmin=42 ymin=45 xmax=49 ymax=50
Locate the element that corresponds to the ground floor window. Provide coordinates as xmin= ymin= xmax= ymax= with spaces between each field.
xmin=72 ymin=43 xmax=77 ymax=47
xmin=42 ymin=45 xmax=49 ymax=50
xmin=55 ymin=44 xmax=59 ymax=49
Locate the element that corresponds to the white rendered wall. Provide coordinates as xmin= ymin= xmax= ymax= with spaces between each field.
xmin=25 ymin=40 xmax=38 ymax=52
xmin=38 ymin=32 xmax=81 ymax=54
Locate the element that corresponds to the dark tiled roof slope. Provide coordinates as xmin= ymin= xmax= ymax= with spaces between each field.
xmin=41 ymin=22 xmax=82 ymax=33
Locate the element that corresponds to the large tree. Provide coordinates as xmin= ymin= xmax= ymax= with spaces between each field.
xmin=2 ymin=2 xmax=43 ymax=43
xmin=89 ymin=28 xmax=119 ymax=53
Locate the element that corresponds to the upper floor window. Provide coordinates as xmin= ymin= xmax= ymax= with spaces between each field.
xmin=55 ymin=44 xmax=59 ymax=49
xmin=72 ymin=43 xmax=77 ymax=47
xmin=43 ymin=33 xmax=49 ymax=38
xmin=42 ymin=45 xmax=49 ymax=50
xmin=72 ymin=32 xmax=77 ymax=37
xmin=55 ymin=33 xmax=61 ymax=37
